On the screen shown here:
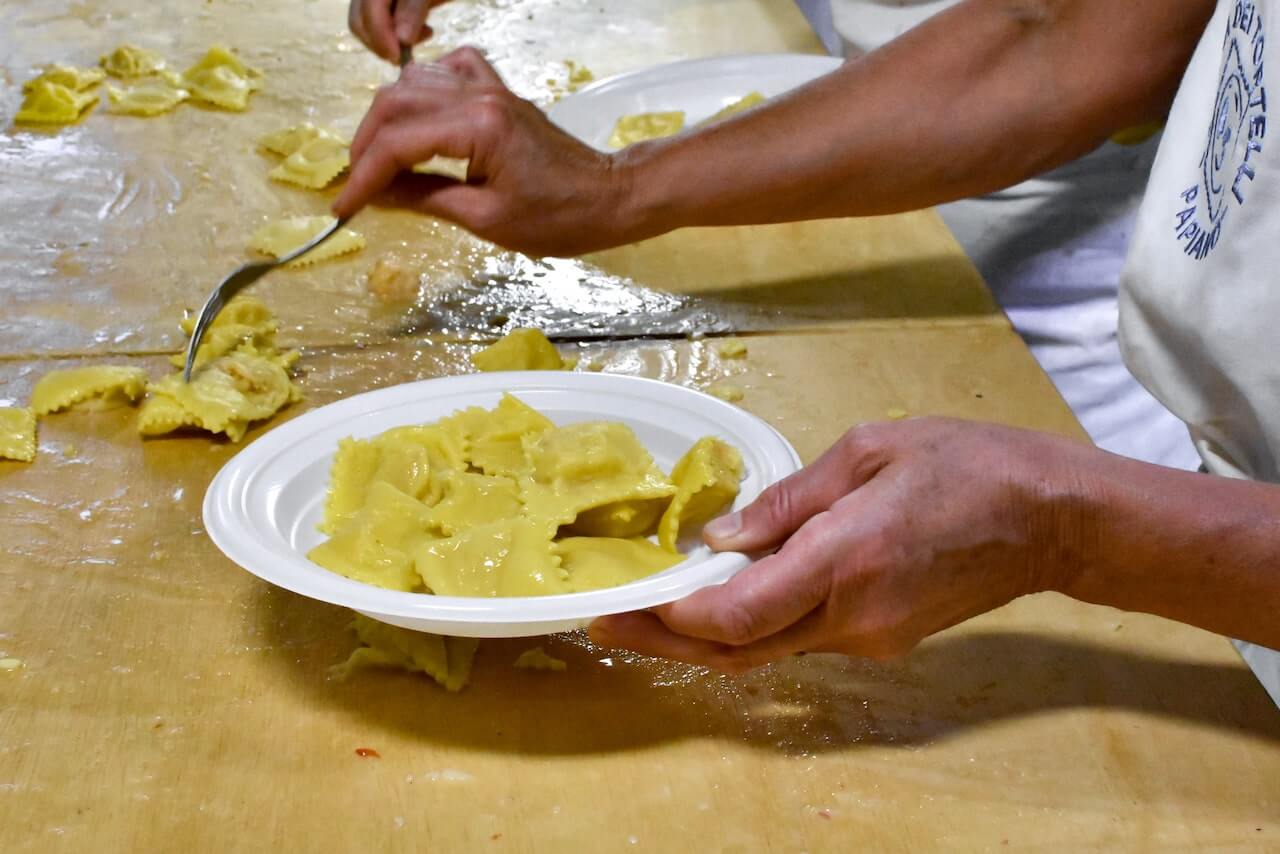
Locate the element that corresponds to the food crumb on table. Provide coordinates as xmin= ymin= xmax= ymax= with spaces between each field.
xmin=0 ymin=658 xmax=24 ymax=671
xmin=717 ymin=338 xmax=748 ymax=359
xmin=708 ymin=382 xmax=745 ymax=403
xmin=366 ymin=258 xmax=418 ymax=304
xmin=514 ymin=647 xmax=567 ymax=671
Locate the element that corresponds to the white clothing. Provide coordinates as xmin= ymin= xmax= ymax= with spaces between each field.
xmin=808 ymin=0 xmax=1276 ymax=703
xmin=1121 ymin=0 xmax=1280 ymax=707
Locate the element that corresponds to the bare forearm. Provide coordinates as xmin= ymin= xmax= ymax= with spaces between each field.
xmin=1059 ymin=456 xmax=1280 ymax=649
xmin=612 ymin=0 xmax=1213 ymax=238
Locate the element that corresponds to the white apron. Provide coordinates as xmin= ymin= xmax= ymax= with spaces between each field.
xmin=1120 ymin=0 xmax=1280 ymax=705
xmin=819 ymin=0 xmax=1203 ymax=470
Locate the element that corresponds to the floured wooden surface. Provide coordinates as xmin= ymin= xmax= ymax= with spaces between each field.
xmin=2 ymin=335 xmax=1277 ymax=852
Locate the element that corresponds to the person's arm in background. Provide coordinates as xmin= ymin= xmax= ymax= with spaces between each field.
xmin=588 ymin=419 xmax=1280 ymax=673
xmin=333 ymin=0 xmax=1215 ymax=256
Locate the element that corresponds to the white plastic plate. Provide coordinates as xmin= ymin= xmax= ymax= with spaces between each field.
xmin=547 ymin=53 xmax=843 ymax=151
xmin=205 ymin=372 xmax=801 ymax=637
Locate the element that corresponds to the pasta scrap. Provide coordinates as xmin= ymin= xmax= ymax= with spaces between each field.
xmin=100 ymin=45 xmax=167 ymax=79
xmin=471 ymin=328 xmax=569 ymax=373
xmin=15 ymin=80 xmax=98 ymax=125
xmin=269 ymin=134 xmax=350 ymax=190
xmin=608 ymin=110 xmax=684 ymax=148
xmin=182 ymin=46 xmax=263 ymax=111
xmin=0 ymin=407 xmax=37 ymax=463
xmin=657 ymin=437 xmax=743 ymax=552
xmin=31 ymin=366 xmax=149 ymax=415
xmin=249 ymin=216 xmax=365 ymax=267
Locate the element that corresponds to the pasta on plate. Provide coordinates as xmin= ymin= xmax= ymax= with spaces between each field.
xmin=308 ymin=393 xmax=742 ymax=599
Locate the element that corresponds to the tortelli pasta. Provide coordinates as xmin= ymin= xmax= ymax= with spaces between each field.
xmin=15 ymin=80 xmax=98 ymax=125
xmin=258 ymin=124 xmax=351 ymax=189
xmin=181 ymin=45 xmax=263 ymax=111
xmin=330 ymin=614 xmax=479 ymax=692
xmin=23 ymin=63 xmax=105 ymax=92
xmin=258 ymin=123 xmax=333 ymax=157
xmin=470 ymin=328 xmax=573 ymax=373
xmin=307 ymin=394 xmax=742 ymax=603
xmin=269 ymin=135 xmax=350 ymax=190
xmin=0 ymin=408 xmax=37 ymax=463
xmin=607 ymin=110 xmax=685 ymax=148
xmin=106 ymin=75 xmax=189 ymax=117
xmin=138 ymin=352 xmax=300 ymax=443
xmin=658 ymin=437 xmax=745 ymax=551
xmin=139 ymin=297 xmax=301 ymax=442
xmin=249 ymin=216 xmax=366 ymax=267
xmin=30 ymin=366 xmax=149 ymax=415
xmin=100 ymin=45 xmax=167 ymax=79
xmin=169 ymin=296 xmax=282 ymax=370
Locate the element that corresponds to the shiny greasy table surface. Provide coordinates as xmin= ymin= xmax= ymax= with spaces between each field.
xmin=1 ymin=1 xmax=1278 ymax=851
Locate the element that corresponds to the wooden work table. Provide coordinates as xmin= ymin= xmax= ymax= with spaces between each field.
xmin=1 ymin=1 xmax=1277 ymax=851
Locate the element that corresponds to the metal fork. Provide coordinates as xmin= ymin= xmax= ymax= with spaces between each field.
xmin=181 ymin=216 xmax=351 ymax=382
xmin=182 ymin=43 xmax=414 ymax=382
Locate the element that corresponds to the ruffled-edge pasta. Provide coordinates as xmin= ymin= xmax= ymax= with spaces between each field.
xmin=106 ymin=74 xmax=189 ymax=117
xmin=657 ymin=437 xmax=743 ymax=552
xmin=258 ymin=123 xmax=338 ymax=157
xmin=330 ymin=614 xmax=478 ymax=692
xmin=15 ymin=80 xmax=98 ymax=125
xmin=269 ymin=134 xmax=350 ymax=190
xmin=415 ymin=516 xmax=568 ymax=597
xmin=0 ymin=407 xmax=37 ymax=463
xmin=169 ymin=295 xmax=282 ymax=369
xmin=554 ymin=536 xmax=682 ymax=592
xmin=138 ymin=351 xmax=301 ymax=442
xmin=249 ymin=216 xmax=365 ymax=267
xmin=519 ymin=421 xmax=677 ymax=526
xmin=23 ymin=64 xmax=105 ymax=92
xmin=100 ymin=45 xmax=167 ymax=79
xmin=182 ymin=46 xmax=263 ymax=111
xmin=308 ymin=481 xmax=433 ymax=592
xmin=31 ymin=366 xmax=149 ymax=415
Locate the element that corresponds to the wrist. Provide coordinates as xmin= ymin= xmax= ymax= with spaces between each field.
xmin=1022 ymin=442 xmax=1114 ymax=599
xmin=604 ymin=140 xmax=687 ymax=245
